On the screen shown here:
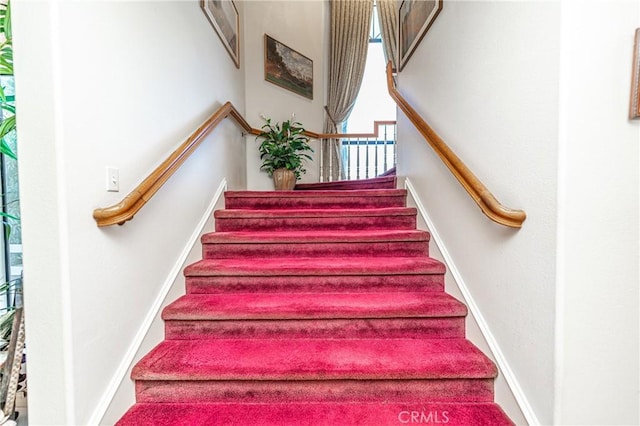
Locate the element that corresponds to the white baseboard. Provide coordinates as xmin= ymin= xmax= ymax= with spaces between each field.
xmin=88 ymin=179 xmax=228 ymax=425
xmin=404 ymin=178 xmax=539 ymax=426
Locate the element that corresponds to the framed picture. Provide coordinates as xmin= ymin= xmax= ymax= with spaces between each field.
xmin=398 ymin=0 xmax=443 ymax=71
xmin=201 ymin=0 xmax=240 ymax=68
xmin=630 ymin=28 xmax=640 ymax=119
xmin=264 ymin=34 xmax=313 ymax=100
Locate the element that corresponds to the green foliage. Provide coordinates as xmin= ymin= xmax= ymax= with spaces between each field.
xmin=0 ymin=0 xmax=15 ymax=161
xmin=0 ymin=0 xmax=20 ymax=310
xmin=257 ymin=117 xmax=314 ymax=180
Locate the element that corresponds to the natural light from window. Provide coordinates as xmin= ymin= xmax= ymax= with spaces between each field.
xmin=345 ymin=11 xmax=396 ymax=133
xmin=340 ymin=3 xmax=397 ymax=180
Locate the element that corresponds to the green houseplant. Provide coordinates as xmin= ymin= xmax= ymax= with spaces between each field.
xmin=257 ymin=116 xmax=313 ymax=190
xmin=0 ymin=0 xmax=20 ymax=327
xmin=0 ymin=0 xmax=15 ymax=162
xmin=0 ymin=2 xmax=25 ymax=421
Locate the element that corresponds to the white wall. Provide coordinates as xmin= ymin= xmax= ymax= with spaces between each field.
xmin=243 ymin=0 xmax=327 ymax=189
xmin=396 ymin=1 xmax=561 ymax=424
xmin=405 ymin=182 xmax=527 ymax=426
xmin=556 ymin=1 xmax=639 ymax=424
xmin=100 ymin=184 xmax=226 ymax=425
xmin=12 ymin=1 xmax=246 ymax=424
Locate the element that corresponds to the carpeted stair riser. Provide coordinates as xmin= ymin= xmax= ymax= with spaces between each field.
xmin=165 ymin=317 xmax=466 ymax=339
xmin=186 ymin=256 xmax=445 ymax=276
xmin=292 ymin=181 xmax=396 ymax=190
xmin=134 ymin=378 xmax=495 ymax=404
xmin=224 ymin=189 xmax=407 ymax=210
xmin=294 ymin=175 xmax=397 ymax=190
xmin=186 ymin=274 xmax=445 ymax=294
xmin=117 ymin=402 xmax=514 ymax=426
xmin=214 ymin=207 xmax=417 ymax=232
xmin=203 ymin=241 xmax=429 ymax=259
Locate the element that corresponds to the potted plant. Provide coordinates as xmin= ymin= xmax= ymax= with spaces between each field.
xmin=257 ymin=116 xmax=313 ymax=190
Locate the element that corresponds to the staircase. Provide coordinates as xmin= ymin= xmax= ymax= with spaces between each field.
xmin=116 ymin=177 xmax=514 ymax=425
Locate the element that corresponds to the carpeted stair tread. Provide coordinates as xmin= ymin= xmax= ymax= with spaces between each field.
xmin=224 ymin=189 xmax=407 ymax=209
xmin=184 ymin=256 xmax=446 ymax=277
xmin=162 ymin=292 xmax=467 ymax=320
xmin=215 ymin=207 xmax=417 ymax=231
xmin=132 ymin=338 xmax=497 ymax=381
xmin=117 ymin=402 xmax=514 ymax=426
xmin=294 ymin=175 xmax=397 ymax=190
xmin=164 ymin=317 xmax=465 ymax=340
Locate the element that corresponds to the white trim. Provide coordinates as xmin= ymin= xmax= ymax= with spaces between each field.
xmin=88 ymin=179 xmax=228 ymax=426
xmin=404 ymin=178 xmax=539 ymax=426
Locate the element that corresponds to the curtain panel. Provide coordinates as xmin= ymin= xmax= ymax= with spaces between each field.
xmin=322 ymin=0 xmax=373 ymax=181
xmin=376 ymin=0 xmax=398 ymax=70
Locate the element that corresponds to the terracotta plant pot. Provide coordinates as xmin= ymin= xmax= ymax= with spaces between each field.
xmin=272 ymin=168 xmax=296 ymax=190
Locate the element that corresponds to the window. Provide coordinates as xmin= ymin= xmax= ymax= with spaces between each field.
xmin=345 ymin=1 xmax=396 ymax=134
xmin=342 ymin=1 xmax=396 ymax=179
xmin=0 ymin=74 xmax=21 ymax=313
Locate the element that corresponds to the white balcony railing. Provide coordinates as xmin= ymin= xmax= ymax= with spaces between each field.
xmin=341 ymin=121 xmax=396 ymax=180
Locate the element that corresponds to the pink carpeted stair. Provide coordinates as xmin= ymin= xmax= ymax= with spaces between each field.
xmin=117 ymin=176 xmax=514 ymax=425
xmin=294 ymin=175 xmax=397 ymax=190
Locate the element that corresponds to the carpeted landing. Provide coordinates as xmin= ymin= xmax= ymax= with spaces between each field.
xmin=116 ymin=176 xmax=514 ymax=425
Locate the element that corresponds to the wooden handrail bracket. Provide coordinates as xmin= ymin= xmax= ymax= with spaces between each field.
xmin=387 ymin=62 xmax=526 ymax=228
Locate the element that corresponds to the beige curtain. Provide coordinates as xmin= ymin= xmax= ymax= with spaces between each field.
xmin=322 ymin=0 xmax=373 ymax=182
xmin=377 ymin=0 xmax=398 ymax=70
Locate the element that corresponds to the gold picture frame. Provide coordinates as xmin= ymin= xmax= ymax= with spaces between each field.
xmin=398 ymin=0 xmax=443 ymax=72
xmin=264 ymin=34 xmax=313 ymax=100
xmin=201 ymin=0 xmax=240 ymax=68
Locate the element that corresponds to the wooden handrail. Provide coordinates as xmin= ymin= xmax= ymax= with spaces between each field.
xmin=93 ymin=102 xmax=396 ymax=227
xmin=93 ymin=102 xmax=252 ymax=227
xmin=386 ymin=62 xmax=526 ymax=228
xmin=248 ymin=121 xmax=397 ymax=140
xmin=321 ymin=120 xmax=396 ymax=139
